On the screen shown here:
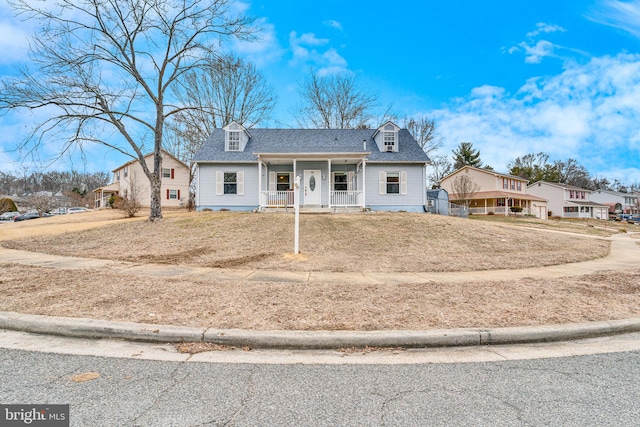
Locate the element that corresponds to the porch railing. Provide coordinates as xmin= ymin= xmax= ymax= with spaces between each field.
xmin=562 ymin=212 xmax=592 ymax=219
xmin=260 ymin=190 xmax=294 ymax=207
xmin=330 ymin=191 xmax=362 ymax=207
xmin=466 ymin=206 xmax=533 ymax=216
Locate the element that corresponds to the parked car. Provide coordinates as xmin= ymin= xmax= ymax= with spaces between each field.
xmin=627 ymin=215 xmax=640 ymax=224
xmin=67 ymin=207 xmax=91 ymax=214
xmin=0 ymin=211 xmax=19 ymax=221
xmin=13 ymin=212 xmax=41 ymax=222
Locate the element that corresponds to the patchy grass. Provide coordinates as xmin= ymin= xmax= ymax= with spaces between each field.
xmin=1 ymin=210 xmax=610 ymax=272
xmin=1 ymin=264 xmax=639 ymax=330
xmin=1 ymin=209 xmax=635 ymax=331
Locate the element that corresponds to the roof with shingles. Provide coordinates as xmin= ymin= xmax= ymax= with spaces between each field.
xmin=440 ymin=165 xmax=528 ymax=183
xmin=192 ymin=128 xmax=430 ymax=163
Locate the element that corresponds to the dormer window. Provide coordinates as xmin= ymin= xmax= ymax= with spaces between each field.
xmin=383 ymin=131 xmax=396 ymax=152
xmin=228 ymin=130 xmax=240 ymax=151
xmin=224 ymin=122 xmax=250 ymax=152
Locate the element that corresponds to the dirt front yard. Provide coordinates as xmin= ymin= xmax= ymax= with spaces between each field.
xmin=1 ymin=210 xmax=639 ymax=330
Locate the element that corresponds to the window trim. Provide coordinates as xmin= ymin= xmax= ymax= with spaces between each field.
xmin=224 ymin=172 xmax=238 ymax=195
xmin=383 ymin=131 xmax=396 ymax=152
xmin=228 ymin=130 xmax=241 ymax=151
xmin=216 ymin=171 xmax=244 ymax=196
xmin=333 ymin=172 xmax=348 ymax=191
xmin=379 ymin=171 xmax=407 ymax=195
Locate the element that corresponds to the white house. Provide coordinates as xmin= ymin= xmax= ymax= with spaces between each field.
xmin=590 ymin=189 xmax=639 ymax=217
xmin=527 ymin=181 xmax=609 ymax=220
xmin=192 ymin=121 xmax=431 ymax=212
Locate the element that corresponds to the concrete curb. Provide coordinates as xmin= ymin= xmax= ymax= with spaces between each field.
xmin=2 ymin=311 xmax=640 ymax=350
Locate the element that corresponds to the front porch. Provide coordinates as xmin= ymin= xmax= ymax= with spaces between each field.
xmin=466 ymin=197 xmax=536 ymax=216
xmin=256 ymin=153 xmax=368 ymax=211
xmin=93 ymin=182 xmax=120 ymax=209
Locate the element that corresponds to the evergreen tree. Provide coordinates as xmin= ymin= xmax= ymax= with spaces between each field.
xmin=452 ymin=142 xmax=483 ymax=170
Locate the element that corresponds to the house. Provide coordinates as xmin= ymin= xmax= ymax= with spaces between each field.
xmin=527 ymin=181 xmax=609 ymax=220
xmin=93 ymin=150 xmax=190 ymax=209
xmin=192 ymin=121 xmax=430 ymax=212
xmin=439 ymin=165 xmax=548 ymax=219
xmin=589 ymin=189 xmax=639 ymax=217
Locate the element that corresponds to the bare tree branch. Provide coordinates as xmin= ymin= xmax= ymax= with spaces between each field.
xmin=1 ymin=0 xmax=256 ymax=220
xmin=294 ymin=69 xmax=376 ymax=129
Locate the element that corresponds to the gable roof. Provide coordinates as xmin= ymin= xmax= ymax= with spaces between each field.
xmin=192 ymin=128 xmax=430 ymax=163
xmin=112 ymin=150 xmax=189 ymax=172
xmin=440 ymin=165 xmax=527 ymax=183
xmin=528 ymin=181 xmax=592 ymax=192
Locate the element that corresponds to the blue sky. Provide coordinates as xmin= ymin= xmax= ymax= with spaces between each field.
xmin=1 ymin=0 xmax=640 ymax=185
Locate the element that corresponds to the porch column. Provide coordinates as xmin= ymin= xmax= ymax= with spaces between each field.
xmin=484 ymin=199 xmax=487 ymax=214
xmin=327 ymin=159 xmax=332 ymax=208
xmin=258 ymin=159 xmax=262 ymax=208
xmin=362 ymin=159 xmax=366 ymax=208
xmin=293 ymin=159 xmax=297 ymax=205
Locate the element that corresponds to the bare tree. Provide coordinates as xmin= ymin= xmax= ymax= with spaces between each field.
xmin=0 ymin=0 xmax=254 ymax=221
xmin=450 ymin=174 xmax=479 ymax=208
xmin=294 ymin=69 xmax=376 ymax=129
xmin=403 ymin=116 xmax=442 ymax=156
xmin=166 ymin=53 xmax=275 ymax=183
xmin=428 ymin=155 xmax=453 ymax=189
xmin=29 ymin=193 xmax=57 ymax=217
xmin=114 ymin=170 xmax=141 ymax=218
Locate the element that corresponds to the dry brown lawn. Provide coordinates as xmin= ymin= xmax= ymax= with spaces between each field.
xmin=1 ymin=209 xmax=639 ymax=330
xmin=0 ymin=210 xmax=614 ymax=272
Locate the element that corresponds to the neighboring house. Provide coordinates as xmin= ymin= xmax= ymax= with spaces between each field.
xmin=589 ymin=189 xmax=639 ymax=216
xmin=527 ymin=181 xmax=609 ymax=220
xmin=192 ymin=121 xmax=430 ymax=212
xmin=425 ymin=189 xmax=449 ymax=215
xmin=439 ymin=166 xmax=548 ymax=219
xmin=93 ymin=150 xmax=190 ymax=209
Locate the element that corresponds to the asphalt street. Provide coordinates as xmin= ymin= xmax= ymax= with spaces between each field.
xmin=1 ymin=333 xmax=640 ymax=426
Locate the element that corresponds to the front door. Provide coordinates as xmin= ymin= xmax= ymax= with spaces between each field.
xmin=304 ymin=170 xmax=321 ymax=206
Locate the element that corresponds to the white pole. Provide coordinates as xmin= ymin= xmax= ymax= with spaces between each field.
xmin=294 ymin=175 xmax=301 ymax=254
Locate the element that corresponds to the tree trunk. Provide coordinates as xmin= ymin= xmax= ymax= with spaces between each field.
xmin=148 ymin=102 xmax=164 ymax=222
xmin=148 ymin=171 xmax=163 ymax=221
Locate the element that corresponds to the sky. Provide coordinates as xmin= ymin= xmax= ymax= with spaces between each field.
xmin=1 ymin=0 xmax=640 ymax=186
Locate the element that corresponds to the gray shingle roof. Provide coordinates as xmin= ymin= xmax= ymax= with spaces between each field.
xmin=192 ymin=128 xmax=430 ymax=163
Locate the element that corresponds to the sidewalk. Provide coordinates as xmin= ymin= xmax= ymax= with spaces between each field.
xmin=0 ymin=232 xmax=637 ymax=285
xmin=0 ymin=231 xmax=638 ymax=349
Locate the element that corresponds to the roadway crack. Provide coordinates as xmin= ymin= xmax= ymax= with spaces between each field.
xmin=131 ymin=355 xmax=193 ymax=425
xmin=221 ymin=366 xmax=256 ymax=426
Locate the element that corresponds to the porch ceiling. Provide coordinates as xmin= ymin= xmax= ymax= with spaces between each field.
xmin=93 ymin=182 xmax=120 ymax=193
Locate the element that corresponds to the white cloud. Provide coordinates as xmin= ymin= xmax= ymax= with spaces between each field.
xmin=231 ymin=18 xmax=284 ymax=67
xmin=288 ymin=31 xmax=348 ymax=74
xmin=509 ymin=22 xmax=568 ymax=64
xmin=430 ymin=53 xmax=640 ymax=184
xmin=519 ymin=40 xmax=557 ymax=63
xmin=323 ymin=20 xmax=343 ymax=31
xmin=0 ymin=4 xmax=34 ymax=65
xmin=526 ymin=22 xmax=566 ymax=38
xmin=588 ymin=0 xmax=640 ymax=38
xmin=296 ymin=32 xmax=329 ymax=46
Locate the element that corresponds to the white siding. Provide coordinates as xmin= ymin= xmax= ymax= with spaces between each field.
xmin=366 ymin=163 xmax=425 ymax=208
xmin=197 ymin=163 xmax=259 ymax=208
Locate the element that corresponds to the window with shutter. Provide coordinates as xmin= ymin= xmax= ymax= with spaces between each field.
xmin=386 ymin=172 xmax=400 ymax=194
